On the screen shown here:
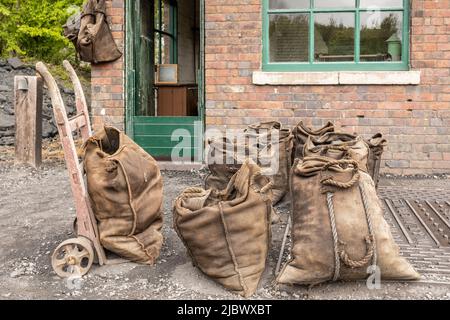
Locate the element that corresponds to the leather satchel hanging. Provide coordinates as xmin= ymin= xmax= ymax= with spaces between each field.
xmin=63 ymin=11 xmax=81 ymax=46
xmin=75 ymin=0 xmax=122 ymax=63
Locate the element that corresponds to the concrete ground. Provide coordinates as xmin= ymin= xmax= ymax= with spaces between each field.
xmin=1 ymin=159 xmax=450 ymax=300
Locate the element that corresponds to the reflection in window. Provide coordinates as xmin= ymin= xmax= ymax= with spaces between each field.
xmin=269 ymin=0 xmax=309 ymax=10
xmin=264 ymin=0 xmax=408 ymax=70
xmin=360 ymin=0 xmax=403 ymax=8
xmin=360 ymin=12 xmax=402 ymax=61
xmin=315 ymin=0 xmax=355 ymax=8
xmin=314 ymin=13 xmax=355 ymax=62
xmin=269 ymin=14 xmax=309 ymax=62
xmin=154 ymin=0 xmax=177 ymax=65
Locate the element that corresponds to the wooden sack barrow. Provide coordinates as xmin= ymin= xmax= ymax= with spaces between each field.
xmin=36 ymin=60 xmax=124 ymax=278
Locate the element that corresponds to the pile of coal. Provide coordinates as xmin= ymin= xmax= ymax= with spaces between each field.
xmin=0 ymin=58 xmax=79 ymax=146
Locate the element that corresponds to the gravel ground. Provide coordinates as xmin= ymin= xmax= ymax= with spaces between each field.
xmin=1 ymin=159 xmax=450 ymax=300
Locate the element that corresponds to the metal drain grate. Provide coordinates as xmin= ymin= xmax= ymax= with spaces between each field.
xmin=379 ymin=186 xmax=450 ymax=282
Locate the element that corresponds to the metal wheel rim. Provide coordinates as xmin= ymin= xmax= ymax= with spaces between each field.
xmin=51 ymin=237 xmax=94 ymax=278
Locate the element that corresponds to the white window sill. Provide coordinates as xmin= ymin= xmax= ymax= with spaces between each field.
xmin=252 ymin=70 xmax=421 ymax=86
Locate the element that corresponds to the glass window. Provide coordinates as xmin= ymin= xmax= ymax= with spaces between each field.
xmin=269 ymin=0 xmax=310 ymax=10
xmin=314 ymin=13 xmax=355 ymax=62
xmin=360 ymin=0 xmax=403 ymax=8
xmin=263 ymin=0 xmax=409 ymax=71
xmin=315 ymin=0 xmax=355 ymax=8
xmin=269 ymin=14 xmax=309 ymax=62
xmin=360 ymin=11 xmax=403 ymax=62
xmin=154 ymin=0 xmax=177 ymax=65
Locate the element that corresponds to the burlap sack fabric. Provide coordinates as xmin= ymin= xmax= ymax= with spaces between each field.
xmin=304 ymin=132 xmax=371 ymax=172
xmin=69 ymin=0 xmax=122 ymax=63
xmin=246 ymin=122 xmax=292 ymax=204
xmin=366 ymin=133 xmax=388 ymax=188
xmin=277 ymin=156 xmax=420 ymax=285
xmin=174 ymin=161 xmax=272 ymax=297
xmin=304 ymin=132 xmax=386 ymax=188
xmin=204 ymin=137 xmax=241 ymax=193
xmin=292 ymin=121 xmax=335 ymax=161
xmin=83 ymin=126 xmax=163 ymax=264
xmin=205 ymin=121 xmax=292 ymax=205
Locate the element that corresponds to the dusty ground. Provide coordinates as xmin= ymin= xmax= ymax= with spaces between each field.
xmin=1 ymin=157 xmax=450 ymax=300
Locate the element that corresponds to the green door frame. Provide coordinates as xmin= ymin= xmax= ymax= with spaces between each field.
xmin=125 ymin=0 xmax=205 ymax=161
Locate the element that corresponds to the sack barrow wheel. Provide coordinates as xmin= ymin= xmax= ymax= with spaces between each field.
xmin=71 ymin=218 xmax=100 ymax=264
xmin=51 ymin=237 xmax=95 ymax=278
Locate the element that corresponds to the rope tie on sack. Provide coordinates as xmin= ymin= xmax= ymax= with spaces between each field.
xmin=326 ymin=192 xmax=341 ymax=281
xmin=181 ymin=187 xmax=207 ymax=198
xmin=320 ymin=159 xmax=360 ymax=190
xmin=323 ymin=159 xmax=375 ymax=281
xmin=359 ymin=183 xmax=378 ymax=268
xmin=319 ymin=144 xmax=350 ymax=156
xmin=339 ymin=236 xmax=374 ymax=269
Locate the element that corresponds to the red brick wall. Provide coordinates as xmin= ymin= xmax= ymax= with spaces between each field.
xmin=204 ymin=0 xmax=450 ymax=175
xmin=90 ymin=0 xmax=125 ymax=130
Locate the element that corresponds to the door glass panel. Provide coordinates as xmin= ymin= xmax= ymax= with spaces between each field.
xmin=314 ymin=13 xmax=355 ymax=62
xmin=360 ymin=11 xmax=403 ymax=62
xmin=269 ymin=14 xmax=309 ymax=62
xmin=161 ymin=1 xmax=171 ymax=33
xmin=161 ymin=34 xmax=173 ymax=64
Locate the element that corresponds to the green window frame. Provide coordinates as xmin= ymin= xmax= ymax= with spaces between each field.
xmin=262 ymin=0 xmax=410 ymax=71
xmin=155 ymin=0 xmax=178 ymax=64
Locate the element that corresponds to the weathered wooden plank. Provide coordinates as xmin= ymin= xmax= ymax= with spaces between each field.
xmin=14 ymin=76 xmax=43 ymax=168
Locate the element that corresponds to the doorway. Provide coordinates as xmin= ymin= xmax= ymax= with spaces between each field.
xmin=125 ymin=0 xmax=204 ymax=161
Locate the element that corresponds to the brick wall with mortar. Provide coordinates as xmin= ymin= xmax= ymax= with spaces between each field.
xmin=90 ymin=0 xmax=125 ymax=131
xmin=89 ymin=1 xmax=450 ymax=174
xmin=204 ymin=0 xmax=450 ymax=175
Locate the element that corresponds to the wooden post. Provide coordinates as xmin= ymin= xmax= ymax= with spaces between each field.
xmin=14 ymin=76 xmax=43 ymax=168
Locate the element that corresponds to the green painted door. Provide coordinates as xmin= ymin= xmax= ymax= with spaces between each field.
xmin=125 ymin=0 xmax=204 ymax=161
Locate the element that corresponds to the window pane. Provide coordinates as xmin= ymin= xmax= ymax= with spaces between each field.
xmin=269 ymin=0 xmax=309 ymax=10
xmin=154 ymin=1 xmax=160 ymax=29
xmin=269 ymin=14 xmax=309 ymax=62
xmin=155 ymin=33 xmax=174 ymax=64
xmin=315 ymin=0 xmax=355 ymax=8
xmin=360 ymin=0 xmax=403 ymax=8
xmin=161 ymin=34 xmax=173 ymax=64
xmin=155 ymin=33 xmax=160 ymax=64
xmin=162 ymin=1 xmax=171 ymax=33
xmin=360 ymin=12 xmax=403 ymax=62
xmin=314 ymin=13 xmax=355 ymax=62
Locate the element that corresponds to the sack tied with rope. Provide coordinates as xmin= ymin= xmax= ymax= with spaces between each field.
xmin=83 ymin=126 xmax=163 ymax=264
xmin=291 ymin=121 xmax=335 ymax=162
xmin=366 ymin=133 xmax=387 ymax=188
xmin=304 ymin=131 xmax=387 ymax=188
xmin=205 ymin=121 xmax=293 ymax=205
xmin=277 ymin=156 xmax=420 ymax=285
xmin=65 ymin=0 xmax=122 ymax=63
xmin=174 ymin=161 xmax=273 ymax=297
